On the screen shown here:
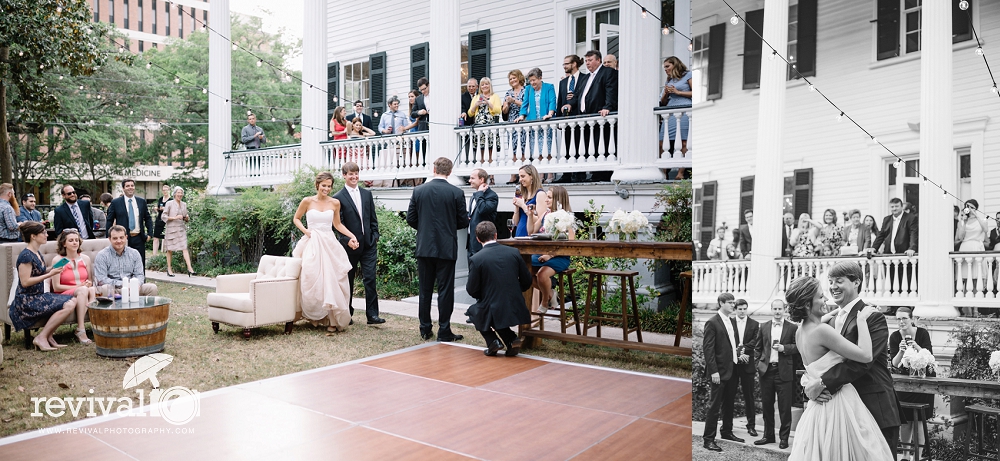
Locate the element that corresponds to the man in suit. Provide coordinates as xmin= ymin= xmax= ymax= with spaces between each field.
xmin=556 ymin=55 xmax=586 ymax=181
xmin=781 ymin=213 xmax=794 ymax=257
xmin=334 ymin=162 xmax=384 ymax=325
xmin=578 ymin=49 xmax=618 ymax=181
xmin=805 ymin=261 xmax=901 ymax=460
xmin=105 ymin=179 xmax=154 ymax=268
xmin=407 ymin=157 xmax=470 ymax=342
xmin=754 ymin=299 xmax=799 ymax=449
xmin=465 ymin=221 xmax=532 ymax=357
xmin=702 ymin=293 xmax=744 ymax=452
xmin=80 ymin=194 xmax=106 ymax=238
xmin=240 ymin=113 xmax=266 ymax=149
xmin=53 ymin=184 xmax=95 ymax=239
xmin=410 ymin=77 xmax=430 ymax=132
xmin=738 ymin=209 xmax=753 ymax=258
xmin=460 ymin=78 xmax=478 ymax=126
xmin=869 ymin=197 xmax=918 ymax=294
xmin=345 ymin=100 xmax=373 ymax=132
xmin=733 ymin=299 xmax=760 ymax=438
xmin=467 ymin=168 xmax=498 ymax=264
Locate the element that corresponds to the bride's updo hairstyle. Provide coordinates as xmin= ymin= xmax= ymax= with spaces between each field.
xmin=785 ymin=276 xmax=820 ymax=322
xmin=315 ymin=171 xmax=335 ymax=189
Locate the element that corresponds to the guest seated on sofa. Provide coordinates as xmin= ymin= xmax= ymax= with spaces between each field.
xmin=93 ymin=225 xmax=158 ymax=296
xmin=51 ymin=229 xmax=97 ymax=344
xmin=9 ymin=221 xmax=81 ymax=351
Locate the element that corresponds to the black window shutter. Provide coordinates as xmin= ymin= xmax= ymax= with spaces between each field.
xmin=876 ymin=0 xmax=899 ymax=61
xmin=796 ymin=0 xmax=817 ymax=78
xmin=707 ymin=23 xmax=726 ymax=101
xmin=793 ymin=168 xmax=813 ymax=219
xmin=468 ymin=30 xmax=491 ymax=82
xmin=742 ymin=9 xmax=764 ymax=90
xmin=327 ymin=61 xmax=340 ymax=140
xmin=699 ymin=181 xmax=718 ymax=260
xmin=953 ymin=0 xmax=972 ymax=43
xmin=739 ymin=177 xmax=755 ymax=225
xmin=410 ymin=42 xmax=429 ymax=92
xmin=369 ymin=52 xmax=387 ymax=118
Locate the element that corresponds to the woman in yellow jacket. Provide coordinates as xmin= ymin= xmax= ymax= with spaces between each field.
xmin=468 ymin=77 xmax=503 ymax=164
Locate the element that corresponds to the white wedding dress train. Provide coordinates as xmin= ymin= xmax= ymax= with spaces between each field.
xmin=292 ymin=209 xmax=353 ymax=330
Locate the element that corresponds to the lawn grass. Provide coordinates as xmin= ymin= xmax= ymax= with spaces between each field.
xmin=0 ymin=281 xmax=690 ymax=438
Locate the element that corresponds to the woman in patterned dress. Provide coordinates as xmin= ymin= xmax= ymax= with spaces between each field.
xmin=162 ymin=187 xmax=195 ymax=276
xmin=503 ymin=70 xmax=526 ymax=184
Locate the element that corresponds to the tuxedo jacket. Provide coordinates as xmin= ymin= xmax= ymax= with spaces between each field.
xmin=333 ymin=186 xmax=380 ymax=259
xmin=105 ymin=196 xmax=154 ymax=238
xmin=410 ymin=95 xmax=429 ymax=131
xmin=736 ymin=317 xmax=760 ymax=375
xmin=755 ymin=320 xmax=799 ymax=382
xmin=406 ymin=178 xmax=470 ymax=260
xmin=872 ymin=212 xmax=918 ymax=254
xmin=345 ymin=113 xmax=373 ymax=132
xmin=821 ymin=301 xmax=900 ymax=429
xmin=703 ymin=313 xmax=739 ymax=382
xmin=53 ymin=200 xmax=95 ymax=239
xmin=988 ymin=228 xmax=1000 ymax=251
xmin=781 ymin=224 xmax=793 ymax=257
xmin=557 ymin=73 xmax=587 ymax=116
xmin=465 ymin=243 xmax=533 ymax=331
xmin=738 ymin=224 xmax=752 ymax=256
xmin=467 ymin=187 xmax=498 ymax=254
xmin=579 ymin=66 xmax=618 ymax=114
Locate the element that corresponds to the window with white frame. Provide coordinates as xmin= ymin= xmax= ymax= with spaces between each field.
xmin=876 ymin=0 xmax=973 ymax=61
xmin=885 ymin=157 xmax=921 ymax=214
xmin=690 ymin=32 xmax=709 ymax=104
xmin=572 ymin=5 xmax=619 ymax=57
xmin=783 ymin=176 xmax=794 ymax=215
xmin=343 ymin=61 xmax=371 ymax=114
xmin=902 ymin=0 xmax=920 ymax=54
xmin=957 ymin=148 xmax=971 ymax=202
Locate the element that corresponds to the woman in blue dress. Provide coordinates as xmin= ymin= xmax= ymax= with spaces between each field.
xmin=512 ymin=164 xmax=545 ymax=237
xmin=659 ymin=56 xmax=693 ymax=157
xmin=531 ymin=186 xmax=573 ymax=312
xmin=9 ymin=222 xmax=79 ymax=351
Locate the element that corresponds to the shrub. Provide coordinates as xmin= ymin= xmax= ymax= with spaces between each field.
xmin=373 ymin=207 xmax=419 ymax=299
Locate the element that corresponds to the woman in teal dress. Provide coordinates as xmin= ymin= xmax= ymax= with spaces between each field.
xmin=512 ymin=164 xmax=545 ymax=237
xmin=9 ymin=221 xmax=78 ymax=351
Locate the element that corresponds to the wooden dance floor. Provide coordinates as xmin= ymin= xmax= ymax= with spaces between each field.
xmin=0 ymin=343 xmax=691 ymax=460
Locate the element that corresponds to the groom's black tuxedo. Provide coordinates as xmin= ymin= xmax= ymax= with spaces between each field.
xmin=822 ymin=300 xmax=900 ymax=456
xmin=702 ymin=312 xmax=740 ymax=442
xmin=334 ymin=186 xmax=380 ymax=320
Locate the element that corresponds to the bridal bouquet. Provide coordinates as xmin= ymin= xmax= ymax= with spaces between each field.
xmin=607 ymin=210 xmax=652 ymax=237
xmin=542 ymin=210 xmax=577 ymax=240
xmin=990 ymin=351 xmax=1000 ymax=379
xmin=901 ymin=348 xmax=937 ymax=378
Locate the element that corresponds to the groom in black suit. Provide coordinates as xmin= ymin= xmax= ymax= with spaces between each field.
xmin=406 ymin=157 xmax=470 ymax=341
xmin=702 ymin=293 xmax=743 ymax=452
xmin=105 ymin=179 xmax=154 ymax=268
xmin=465 ymin=221 xmax=532 ymax=357
xmin=806 ymin=260 xmax=900 ymax=460
xmin=333 ymin=162 xmax=384 ymax=324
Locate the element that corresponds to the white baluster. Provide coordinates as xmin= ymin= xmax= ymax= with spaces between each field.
xmin=607 ymin=116 xmax=617 ymax=161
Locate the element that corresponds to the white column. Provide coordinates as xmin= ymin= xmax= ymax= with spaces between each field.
xmin=915 ymin=1 xmax=958 ymax=317
xmin=673 ymin=0 xmax=692 ymax=62
xmin=428 ymin=0 xmax=460 ymax=182
xmin=206 ymin=0 xmax=232 ymax=195
xmin=300 ymin=0 xmax=327 ymax=169
xmin=612 ymin=0 xmax=665 ymax=182
xmin=748 ymin=0 xmax=788 ymax=302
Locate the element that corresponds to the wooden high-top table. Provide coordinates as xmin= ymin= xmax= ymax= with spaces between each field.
xmin=499 ymin=239 xmax=692 ymax=356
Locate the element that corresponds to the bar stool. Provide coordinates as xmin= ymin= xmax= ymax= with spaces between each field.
xmin=675 ymin=270 xmax=692 ymax=347
xmin=965 ymin=404 xmax=1000 ymax=461
xmin=897 ymin=402 xmax=931 ymax=461
xmin=536 ymin=268 xmax=582 ymax=335
xmin=582 ymin=269 xmax=642 ymax=342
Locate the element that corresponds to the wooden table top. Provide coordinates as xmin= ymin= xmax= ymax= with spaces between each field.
xmin=499 ymin=239 xmax=692 ymax=261
xmin=892 ymin=374 xmax=1000 ymax=399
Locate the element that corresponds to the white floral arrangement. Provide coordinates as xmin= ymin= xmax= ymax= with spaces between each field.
xmin=607 ymin=209 xmax=652 ymax=235
xmin=990 ymin=351 xmax=1000 ymax=377
xmin=901 ymin=348 xmax=937 ymax=376
xmin=542 ymin=210 xmax=577 ymax=239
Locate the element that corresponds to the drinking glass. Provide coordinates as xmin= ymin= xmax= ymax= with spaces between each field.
xmin=589 ymin=225 xmax=598 ymax=240
xmin=507 ymin=219 xmax=515 ymax=237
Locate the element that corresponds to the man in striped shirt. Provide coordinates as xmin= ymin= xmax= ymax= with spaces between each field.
xmin=94 ymin=225 xmax=158 ymax=295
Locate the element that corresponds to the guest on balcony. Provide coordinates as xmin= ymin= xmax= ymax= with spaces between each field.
xmin=460 ymin=78 xmax=478 ymax=127
xmin=467 ymin=77 xmax=502 ymax=165
xmin=814 ymin=209 xmax=843 ymax=257
xmin=660 ymin=56 xmax=692 ymax=158
xmin=707 ymin=225 xmax=736 ymax=261
xmin=579 ymin=49 xmax=618 ymax=174
xmin=869 ymin=198 xmax=918 ymax=258
xmin=411 ymin=78 xmax=430 ymax=132
xmin=790 ymin=213 xmax=820 ymax=258
xmin=378 ymin=95 xmax=408 ymax=136
xmin=737 ymin=209 xmax=753 ymax=259
xmin=503 ymin=69 xmax=527 ymax=184
xmin=988 ymin=211 xmax=1000 ymax=251
xmin=241 ymin=113 xmax=266 ymax=149
xmin=956 ymin=199 xmax=988 ymax=290
xmin=603 ymin=53 xmax=618 ymax=70
xmin=511 ymin=164 xmax=544 ymax=238
xmin=346 ymin=100 xmax=373 ymax=132
xmin=840 ymin=209 xmax=872 ymax=256
xmin=864 ymin=214 xmax=880 ymax=251
xmin=781 ymin=213 xmax=795 ymax=257
xmin=330 ymin=106 xmax=349 ymax=141
xmin=529 ymin=186 xmax=572 ymax=313
xmin=516 ymin=68 xmax=557 ymax=172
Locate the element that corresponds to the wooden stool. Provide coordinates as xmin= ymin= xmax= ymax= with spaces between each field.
xmin=582 ymin=269 xmax=642 ymax=342
xmin=897 ymin=402 xmax=931 ymax=460
xmin=536 ymin=268 xmax=581 ymax=335
xmin=965 ymin=404 xmax=1000 ymax=461
xmin=675 ymin=270 xmax=692 ymax=347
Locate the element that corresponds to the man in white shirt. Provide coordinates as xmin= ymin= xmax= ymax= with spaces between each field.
xmin=754 ymin=299 xmax=799 ymax=448
xmin=733 ymin=299 xmax=760 ymax=438
xmin=869 ymin=197 xmax=918 ymax=296
xmin=105 ymin=179 xmax=154 ymax=269
xmin=702 ymin=293 xmax=743 ymax=452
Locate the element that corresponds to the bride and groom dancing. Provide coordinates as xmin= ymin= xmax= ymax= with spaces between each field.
xmin=291 ymin=164 xmax=385 ymax=332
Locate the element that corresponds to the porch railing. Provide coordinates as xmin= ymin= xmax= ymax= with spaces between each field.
xmin=319 ymin=132 xmax=431 ymax=180
xmin=952 ymin=252 xmax=999 ymax=304
xmin=692 ymin=259 xmax=750 ymax=300
xmin=223 ymin=144 xmax=302 ymax=187
xmin=654 ymin=106 xmax=692 ymax=169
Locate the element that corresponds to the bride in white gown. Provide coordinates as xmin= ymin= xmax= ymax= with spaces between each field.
xmin=292 ymin=172 xmax=358 ymax=332
xmin=786 ymin=276 xmax=894 ymax=461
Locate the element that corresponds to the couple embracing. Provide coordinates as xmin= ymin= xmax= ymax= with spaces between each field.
xmin=787 ymin=260 xmax=899 ymax=460
xmin=291 ymin=163 xmax=385 ymax=332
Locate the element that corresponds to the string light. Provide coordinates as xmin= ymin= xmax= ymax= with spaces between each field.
xmin=641 ymin=8 xmax=648 ymax=19
xmin=892 ymin=158 xmax=901 ymax=169
xmin=256 ymin=60 xmax=262 ymax=67
xmin=769 ymin=50 xmax=777 ymax=61
xmin=232 ymin=44 xmax=237 ymax=51
xmin=202 ymin=88 xmax=208 ymax=94
xmin=146 ymin=62 xmax=152 ymax=69
xmin=959 ymin=0 xmax=969 ymax=10
xmin=174 ymin=77 xmax=180 ymax=84
xmin=730 ymin=15 xmax=739 ymax=25
xmin=976 ymin=47 xmax=984 ymax=56
xmin=808 ymin=84 xmax=816 ymax=91
xmin=662 ymin=27 xmax=669 ymax=35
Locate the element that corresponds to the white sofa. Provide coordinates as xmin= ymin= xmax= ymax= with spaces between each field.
xmin=207 ymin=255 xmax=302 ymax=339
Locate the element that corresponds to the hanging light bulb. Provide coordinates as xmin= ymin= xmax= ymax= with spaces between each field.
xmin=808 ymin=84 xmax=816 ymax=91
xmin=769 ymin=51 xmax=777 ymax=61
xmin=256 ymin=60 xmax=263 ymax=67
xmin=641 ymin=8 xmax=648 ymax=19
xmin=688 ymin=42 xmax=693 ymax=51
xmin=942 ymin=188 xmax=949 ymax=199
xmin=992 ymin=85 xmax=999 ymax=94
xmin=893 ymin=158 xmax=901 ymax=168
xmin=730 ymin=15 xmax=739 ymax=25
xmin=662 ymin=27 xmax=670 ymax=35
xmin=871 ymin=136 xmax=878 ymax=144
xmin=836 ymin=112 xmax=844 ymax=122
xmin=202 ymin=88 xmax=208 ymax=94
xmin=921 ymin=175 xmax=927 ymax=185
xmin=247 ymin=110 xmax=252 ymax=116
xmin=115 ymin=101 xmax=120 ymax=106
xmin=174 ymin=77 xmax=180 ymax=84
xmin=959 ymin=0 xmax=969 ymax=11
xmin=232 ymin=43 xmax=237 ymax=50
xmin=58 ymin=75 xmax=63 ymax=80
xmin=271 ymin=117 xmax=276 ymax=122
xmin=146 ymin=62 xmax=152 ymax=69
xmin=129 ymin=110 xmax=133 ymax=115
xmin=79 ymin=85 xmax=84 ymax=90
xmin=976 ymin=47 xmax=984 ymax=56
xmin=56 ymin=6 xmax=62 ymax=13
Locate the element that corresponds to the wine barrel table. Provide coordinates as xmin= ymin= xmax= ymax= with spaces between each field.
xmin=87 ymin=296 xmax=171 ymax=358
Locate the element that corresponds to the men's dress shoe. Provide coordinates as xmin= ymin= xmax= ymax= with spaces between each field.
xmin=437 ymin=334 xmax=463 ymax=342
xmin=484 ymin=340 xmax=504 ymax=356
xmin=504 ymin=338 xmax=523 ymax=357
xmin=720 ymin=434 xmax=745 ymax=443
xmin=420 ymin=331 xmax=434 ymax=340
xmin=349 ymin=319 xmax=354 ymax=326
xmin=703 ymin=440 xmax=722 ymax=452
xmin=779 ymin=440 xmax=789 ymax=449
xmin=754 ymin=438 xmax=775 ymax=446
xmin=366 ymin=316 xmax=386 ymax=325
xmin=746 ymin=427 xmax=758 ymax=437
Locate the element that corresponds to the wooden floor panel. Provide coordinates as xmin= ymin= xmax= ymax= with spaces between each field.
xmin=643 ymin=392 xmax=692 ymax=427
xmin=262 ymin=426 xmax=476 ymax=461
xmin=570 ymin=418 xmax=692 ymax=461
xmin=0 ymin=432 xmax=133 ymax=461
xmin=363 ymin=344 xmax=548 ymax=387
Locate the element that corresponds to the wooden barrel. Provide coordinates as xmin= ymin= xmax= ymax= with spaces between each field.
xmin=88 ymin=296 xmax=171 ymax=358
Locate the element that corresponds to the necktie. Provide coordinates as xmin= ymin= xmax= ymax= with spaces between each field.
xmin=569 ymin=75 xmax=576 ymax=93
xmin=581 ymin=68 xmax=598 ymax=113
xmin=835 ymin=309 xmax=850 ymax=331
xmin=391 ymin=112 xmax=397 ymax=133
xmin=70 ymin=204 xmax=88 ymax=238
xmin=128 ymin=198 xmax=137 ymax=232
xmin=891 ymin=217 xmax=899 ymax=253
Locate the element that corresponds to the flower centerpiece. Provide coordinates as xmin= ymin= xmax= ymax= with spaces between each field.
xmin=542 ymin=210 xmax=577 ymax=240
xmin=901 ymin=348 xmax=937 ymax=378
xmin=990 ymin=351 xmax=1000 ymax=381
xmin=607 ymin=209 xmax=652 ymax=241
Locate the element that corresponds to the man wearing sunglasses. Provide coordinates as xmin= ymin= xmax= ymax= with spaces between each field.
xmin=53 ymin=185 xmax=94 ymax=239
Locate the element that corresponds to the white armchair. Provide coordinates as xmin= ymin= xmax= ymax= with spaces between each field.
xmin=207 ymin=255 xmax=302 ymax=339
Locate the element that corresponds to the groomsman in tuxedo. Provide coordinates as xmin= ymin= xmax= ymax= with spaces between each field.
xmin=53 ymin=185 xmax=94 ymax=239
xmin=754 ymin=299 xmax=799 ymax=449
xmin=781 ymin=213 xmax=794 ymax=257
xmin=334 ymin=162 xmax=384 ymax=324
xmin=733 ymin=299 xmax=759 ymax=438
xmin=105 ymin=179 xmax=154 ymax=268
xmin=407 ymin=157 xmax=470 ymax=342
xmin=466 ymin=169 xmax=498 ymax=264
xmin=702 ymin=293 xmax=743 ymax=452
xmin=805 ymin=261 xmax=901 ymax=460
xmin=465 ymin=221 xmax=532 ymax=357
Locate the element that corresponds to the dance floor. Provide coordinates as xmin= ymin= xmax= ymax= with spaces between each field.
xmin=0 ymin=343 xmax=691 ymax=461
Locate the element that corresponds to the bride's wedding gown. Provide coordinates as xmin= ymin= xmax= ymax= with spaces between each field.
xmin=292 ymin=209 xmax=353 ymax=330
xmin=789 ymin=350 xmax=894 ymax=461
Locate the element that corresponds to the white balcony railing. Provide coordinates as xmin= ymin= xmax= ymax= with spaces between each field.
xmin=952 ymin=252 xmax=999 ymax=304
xmin=692 ymin=259 xmax=750 ymax=300
xmin=320 ymin=132 xmax=430 ymax=180
xmin=654 ymin=106 xmax=692 ymax=170
xmin=224 ymin=144 xmax=302 ymax=187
